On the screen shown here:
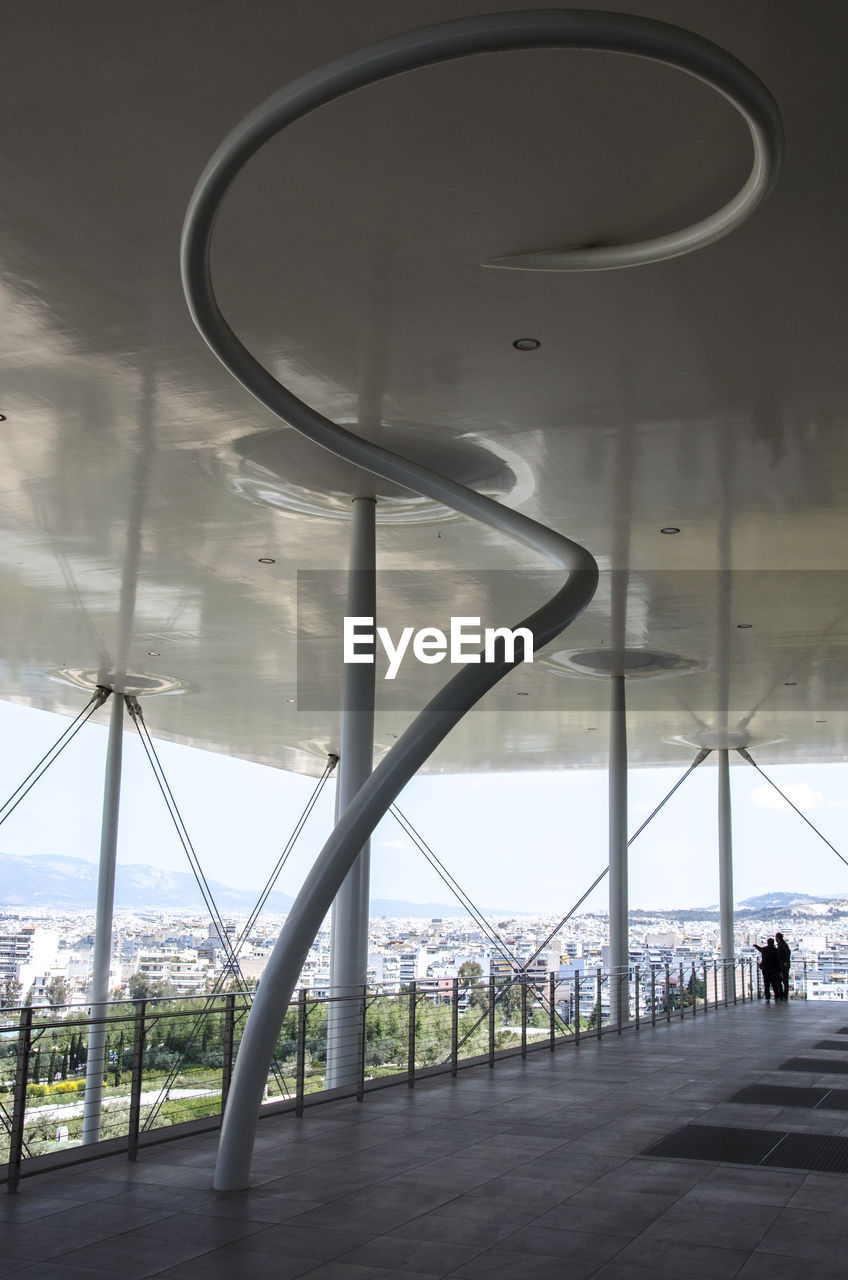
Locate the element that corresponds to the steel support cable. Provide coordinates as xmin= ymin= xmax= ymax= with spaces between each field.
xmin=180 ymin=13 xmax=781 ymax=1188
xmin=234 ymin=755 xmax=338 ymax=953
xmin=389 ymin=803 xmax=570 ymax=1040
xmin=138 ymin=756 xmax=338 ymax=1113
xmin=0 ymin=689 xmax=110 ymax=830
xmin=453 ymin=749 xmax=711 ymax=1051
xmin=128 ymin=720 xmax=291 ymax=1119
xmin=124 ymin=703 xmax=292 ymax=1119
xmin=390 ymin=805 xmax=519 ymax=969
xmin=129 ymin=716 xmax=334 ymax=1117
xmin=521 ymin=748 xmax=712 ymax=977
xmin=737 ymin=748 xmax=848 ymax=871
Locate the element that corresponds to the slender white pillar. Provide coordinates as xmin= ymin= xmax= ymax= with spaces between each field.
xmin=609 ymin=674 xmax=629 ymax=1022
xmin=326 ymin=497 xmax=376 ymax=1088
xmin=82 ymin=693 xmax=124 ymax=1143
xmin=718 ymin=748 xmax=735 ymax=980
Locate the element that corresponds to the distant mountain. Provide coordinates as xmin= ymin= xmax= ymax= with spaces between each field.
xmin=0 ymin=852 xmax=294 ymax=914
xmin=0 ymin=852 xmax=515 ymax=918
xmin=737 ymin=892 xmax=839 ymax=911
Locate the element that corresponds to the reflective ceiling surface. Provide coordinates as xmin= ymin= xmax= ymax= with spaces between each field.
xmin=1 ymin=1 xmax=846 ymax=776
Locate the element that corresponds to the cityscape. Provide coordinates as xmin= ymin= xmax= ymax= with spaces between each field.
xmin=3 ymin=891 xmax=848 ymax=1013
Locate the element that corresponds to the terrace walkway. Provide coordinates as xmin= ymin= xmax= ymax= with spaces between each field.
xmin=4 ymin=999 xmax=848 ymax=1279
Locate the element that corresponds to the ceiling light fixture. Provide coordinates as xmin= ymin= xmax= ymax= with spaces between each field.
xmin=816 ymin=719 xmax=826 ymax=723
xmin=258 ymin=557 xmax=276 ymax=564
xmin=660 ymin=527 xmax=680 ymax=535
xmin=147 ymin=651 xmax=160 ymax=657
xmin=784 ymin=681 xmax=797 ymax=686
xmin=0 ymin=414 xmax=6 ymax=422
xmin=512 ymin=338 xmax=540 ymax=351
xmin=737 ymin=623 xmax=753 ymax=629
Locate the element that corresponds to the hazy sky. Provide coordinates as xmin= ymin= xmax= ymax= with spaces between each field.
xmin=1 ymin=698 xmax=847 ymax=916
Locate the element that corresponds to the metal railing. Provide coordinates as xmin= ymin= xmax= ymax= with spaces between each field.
xmin=0 ymin=957 xmax=758 ymax=1190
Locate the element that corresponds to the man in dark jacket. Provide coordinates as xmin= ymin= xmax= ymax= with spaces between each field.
xmin=754 ymin=939 xmax=782 ymax=1003
xmin=775 ymin=932 xmax=791 ymax=1000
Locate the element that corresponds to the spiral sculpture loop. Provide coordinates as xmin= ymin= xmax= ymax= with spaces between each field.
xmin=180 ymin=10 xmax=782 ymax=1189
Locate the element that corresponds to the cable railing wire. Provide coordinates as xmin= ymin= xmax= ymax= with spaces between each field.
xmin=0 ymin=689 xmax=109 ymax=830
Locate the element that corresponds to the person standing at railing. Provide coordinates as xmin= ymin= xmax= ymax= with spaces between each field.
xmin=775 ymin=932 xmax=791 ymax=1000
xmin=754 ymin=939 xmax=782 ymax=1003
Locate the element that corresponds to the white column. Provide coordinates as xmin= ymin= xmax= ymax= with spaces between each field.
xmin=82 ymin=693 xmax=124 ymax=1143
xmin=609 ymin=674 xmax=629 ymax=1022
xmin=718 ymin=748 xmax=735 ymax=985
xmin=326 ymin=497 xmax=376 ymax=1088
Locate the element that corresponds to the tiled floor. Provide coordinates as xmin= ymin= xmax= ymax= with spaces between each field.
xmin=5 ymin=1000 xmax=848 ymax=1278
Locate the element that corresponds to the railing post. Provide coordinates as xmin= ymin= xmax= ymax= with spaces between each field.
xmin=488 ymin=975 xmax=496 ymax=1067
xmin=221 ymin=993 xmax=236 ymax=1112
xmin=520 ymin=976 xmax=528 ymax=1059
xmin=596 ymin=968 xmax=602 ymax=1040
xmin=691 ymin=963 xmax=696 ymax=1018
xmin=634 ymin=966 xmax=640 ymax=1030
xmin=296 ymin=988 xmax=307 ymax=1116
xmin=733 ymin=959 xmax=738 ymax=1004
xmin=357 ymin=988 xmax=367 ymax=1102
xmin=713 ymin=960 xmax=719 ymax=1010
xmin=127 ymin=999 xmax=146 ymax=1163
xmin=703 ymin=960 xmax=709 ymax=1014
xmin=724 ymin=961 xmax=729 ymax=1008
xmin=739 ymin=958 xmax=744 ymax=1003
xmin=665 ymin=964 xmax=671 ymax=1023
xmin=679 ymin=964 xmax=685 ymax=1020
xmin=755 ymin=957 xmax=762 ymax=1000
xmin=451 ymin=977 xmax=459 ymax=1077
xmin=7 ymin=1006 xmax=32 ymax=1194
xmin=651 ymin=966 xmax=656 ymax=1027
xmin=574 ymin=975 xmax=581 ymax=1045
xmin=407 ymin=982 xmax=416 ymax=1089
xmin=549 ymin=972 xmax=556 ymax=1051
xmin=804 ymin=959 xmax=808 ymax=1000
xmin=616 ymin=968 xmax=623 ymax=1035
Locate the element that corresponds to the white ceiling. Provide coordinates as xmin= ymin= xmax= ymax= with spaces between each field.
xmin=2 ymin=0 xmax=846 ymax=777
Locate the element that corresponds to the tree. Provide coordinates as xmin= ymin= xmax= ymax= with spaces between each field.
xmin=114 ymin=1029 xmax=125 ymax=1086
xmin=458 ymin=961 xmax=483 ymax=988
xmin=0 ymin=977 xmax=23 ymax=1009
xmin=45 ymin=976 xmax=69 ymax=1007
xmin=32 ymin=1047 xmax=41 ymax=1084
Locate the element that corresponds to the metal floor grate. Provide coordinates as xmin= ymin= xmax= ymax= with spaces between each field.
xmin=643 ymin=1125 xmax=785 ymax=1165
xmin=643 ymin=1124 xmax=848 ymax=1173
xmin=814 ymin=1088 xmax=848 ymax=1111
xmin=780 ymin=1057 xmax=848 ymax=1074
xmin=762 ymin=1132 xmax=848 ymax=1173
xmin=729 ymin=1084 xmax=828 ymax=1109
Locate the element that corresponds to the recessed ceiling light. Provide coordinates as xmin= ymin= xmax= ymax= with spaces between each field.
xmin=286 ymin=697 xmax=296 ymax=703
xmin=512 ymin=338 xmax=540 ymax=351
xmin=784 ymin=681 xmax=797 ymax=686
xmin=0 ymin=414 xmax=6 ymax=422
xmin=516 ymin=691 xmax=529 ymax=696
xmin=258 ymin=557 xmax=276 ymax=564
xmin=147 ymin=651 xmax=160 ymax=657
xmin=586 ymin=726 xmax=597 ymax=731
xmin=816 ymin=719 xmax=826 ymax=723
xmin=660 ymin=527 xmax=680 ymax=535
xmin=737 ymin=623 xmax=753 ymax=629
